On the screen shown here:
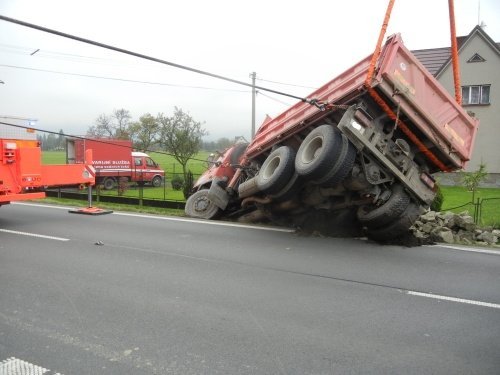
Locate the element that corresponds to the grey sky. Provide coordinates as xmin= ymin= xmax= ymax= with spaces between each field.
xmin=1 ymin=0 xmax=499 ymax=141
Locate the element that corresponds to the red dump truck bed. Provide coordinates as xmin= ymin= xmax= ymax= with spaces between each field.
xmin=246 ymin=34 xmax=478 ymax=172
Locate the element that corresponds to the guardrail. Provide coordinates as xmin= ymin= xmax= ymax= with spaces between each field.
xmin=45 ymin=188 xmax=186 ymax=210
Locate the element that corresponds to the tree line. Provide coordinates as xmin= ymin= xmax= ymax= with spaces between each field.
xmin=39 ymin=107 xmax=242 ymax=195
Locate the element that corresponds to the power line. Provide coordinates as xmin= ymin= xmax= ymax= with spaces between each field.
xmin=0 ymin=15 xmax=327 ymax=110
xmin=256 ymin=77 xmax=317 ymax=90
xmin=257 ymin=91 xmax=294 ymax=107
xmin=0 ymin=120 xmax=209 ymax=164
xmin=0 ymin=63 xmax=250 ymax=92
xmin=0 ymin=42 xmax=144 ymax=67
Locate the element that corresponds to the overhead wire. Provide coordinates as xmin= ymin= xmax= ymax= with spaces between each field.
xmin=0 ymin=15 xmax=325 ymax=109
xmin=256 ymin=91 xmax=294 ymax=107
xmin=0 ymin=120 xmax=211 ymax=164
xmin=0 ymin=63 xmax=250 ymax=92
xmin=255 ymin=77 xmax=317 ymax=90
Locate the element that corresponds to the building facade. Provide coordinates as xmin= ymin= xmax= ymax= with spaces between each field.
xmin=413 ymin=26 xmax=500 ymax=186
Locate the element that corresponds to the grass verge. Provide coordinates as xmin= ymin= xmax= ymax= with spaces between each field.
xmin=38 ymin=197 xmax=185 ymax=217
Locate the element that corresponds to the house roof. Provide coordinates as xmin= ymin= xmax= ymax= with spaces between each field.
xmin=412 ymin=25 xmax=500 ymax=77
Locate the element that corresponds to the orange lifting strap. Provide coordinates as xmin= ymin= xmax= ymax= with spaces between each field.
xmin=364 ymin=0 xmax=463 ymax=173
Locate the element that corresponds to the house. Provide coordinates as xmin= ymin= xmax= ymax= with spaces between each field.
xmin=412 ymin=25 xmax=500 ymax=186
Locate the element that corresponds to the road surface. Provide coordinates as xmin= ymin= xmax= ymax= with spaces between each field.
xmin=1 ymin=202 xmax=499 ymax=374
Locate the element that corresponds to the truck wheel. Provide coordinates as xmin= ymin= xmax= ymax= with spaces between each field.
xmin=152 ymin=176 xmax=162 ymax=187
xmin=268 ymin=173 xmax=303 ymax=202
xmin=185 ymin=189 xmax=220 ymax=219
xmin=366 ymin=203 xmax=421 ymax=242
xmin=357 ymin=184 xmax=410 ymax=229
xmin=314 ymin=135 xmax=356 ymax=186
xmin=295 ymin=125 xmax=343 ymax=180
xmin=256 ymin=146 xmax=296 ymax=194
xmin=103 ymin=177 xmax=116 ymax=190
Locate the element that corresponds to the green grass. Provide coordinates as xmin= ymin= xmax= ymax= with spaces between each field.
xmin=440 ymin=186 xmax=500 ymax=227
xmin=39 ymin=197 xmax=185 ymax=216
xmin=42 ymin=150 xmax=213 ymax=202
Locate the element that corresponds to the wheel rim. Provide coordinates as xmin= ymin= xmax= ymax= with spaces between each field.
xmin=262 ymin=155 xmax=281 ymax=180
xmin=301 ymin=136 xmax=323 ymax=164
xmin=194 ymin=196 xmax=211 ymax=212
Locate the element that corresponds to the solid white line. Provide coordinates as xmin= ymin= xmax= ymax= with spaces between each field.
xmin=113 ymin=211 xmax=295 ymax=232
xmin=407 ymin=291 xmax=500 ymax=309
xmin=14 ymin=202 xmax=294 ymax=233
xmin=431 ymin=244 xmax=500 ymax=256
xmin=0 ymin=228 xmax=70 ymax=241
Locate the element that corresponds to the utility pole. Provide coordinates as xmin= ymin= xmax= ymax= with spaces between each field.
xmin=250 ymin=72 xmax=256 ymax=139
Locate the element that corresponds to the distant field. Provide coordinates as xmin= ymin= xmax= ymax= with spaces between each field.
xmin=42 ymin=150 xmax=211 ymax=176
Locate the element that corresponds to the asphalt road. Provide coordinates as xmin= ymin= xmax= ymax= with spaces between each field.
xmin=1 ymin=202 xmax=499 ymax=375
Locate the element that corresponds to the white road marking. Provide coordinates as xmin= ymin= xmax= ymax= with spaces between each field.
xmin=113 ymin=211 xmax=294 ymax=232
xmin=0 ymin=229 xmax=69 ymax=241
xmin=431 ymin=244 xmax=500 ymax=255
xmin=0 ymin=356 xmax=64 ymax=374
xmin=407 ymin=291 xmax=500 ymax=309
xmin=13 ymin=202 xmax=294 ymax=233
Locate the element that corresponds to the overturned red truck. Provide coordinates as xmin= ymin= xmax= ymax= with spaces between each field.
xmin=185 ymin=34 xmax=478 ymax=241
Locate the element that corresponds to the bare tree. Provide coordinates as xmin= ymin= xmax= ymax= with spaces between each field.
xmin=87 ymin=114 xmax=114 ymax=138
xmin=113 ymin=109 xmax=132 ymax=139
xmin=87 ymin=109 xmax=131 ymax=139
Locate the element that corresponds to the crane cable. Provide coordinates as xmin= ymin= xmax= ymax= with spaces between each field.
xmin=448 ymin=0 xmax=462 ymax=105
xmin=0 ymin=15 xmax=325 ymax=110
xmin=364 ymin=0 xmax=451 ymax=172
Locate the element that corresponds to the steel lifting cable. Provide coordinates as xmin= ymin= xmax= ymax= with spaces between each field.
xmin=364 ymin=0 xmax=451 ymax=172
xmin=0 ymin=15 xmax=323 ymax=108
xmin=448 ymin=0 xmax=462 ymax=105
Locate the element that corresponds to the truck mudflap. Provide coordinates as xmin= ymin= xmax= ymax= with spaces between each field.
xmin=207 ymin=178 xmax=230 ymax=210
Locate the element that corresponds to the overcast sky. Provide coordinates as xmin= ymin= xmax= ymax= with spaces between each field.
xmin=1 ymin=0 xmax=499 ymax=141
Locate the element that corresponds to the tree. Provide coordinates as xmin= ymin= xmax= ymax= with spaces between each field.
xmin=461 ymin=162 xmax=488 ymax=204
xmin=87 ymin=113 xmax=114 ymax=138
xmin=56 ymin=129 xmax=65 ymax=150
xmin=113 ymin=108 xmax=132 ymax=139
xmin=158 ymin=107 xmax=207 ymax=195
xmin=87 ymin=108 xmax=131 ymax=139
xmin=128 ymin=113 xmax=160 ymax=152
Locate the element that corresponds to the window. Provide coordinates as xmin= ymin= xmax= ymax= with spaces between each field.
xmin=462 ymin=85 xmax=490 ymax=105
xmin=467 ymin=53 xmax=486 ymax=63
xmin=146 ymin=158 xmax=157 ymax=168
xmin=134 ymin=157 xmax=143 ymax=166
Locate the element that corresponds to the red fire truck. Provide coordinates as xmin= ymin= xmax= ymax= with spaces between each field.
xmin=67 ymin=138 xmax=164 ymax=190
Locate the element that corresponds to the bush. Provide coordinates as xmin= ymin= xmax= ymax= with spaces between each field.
xmin=171 ymin=174 xmax=184 ymax=190
xmin=430 ymin=183 xmax=444 ymax=212
xmin=183 ymin=171 xmax=194 ymax=199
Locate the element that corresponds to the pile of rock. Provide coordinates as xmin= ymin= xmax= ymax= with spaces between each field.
xmin=411 ymin=210 xmax=500 ymax=246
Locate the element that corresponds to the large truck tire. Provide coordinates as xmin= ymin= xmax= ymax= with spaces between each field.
xmin=295 ymin=125 xmax=343 ymax=180
xmin=238 ymin=177 xmax=260 ymax=198
xmin=314 ymin=134 xmax=356 ymax=187
xmin=268 ymin=173 xmax=303 ymax=202
xmin=185 ymin=189 xmax=220 ymax=219
xmin=357 ymin=184 xmax=410 ymax=228
xmin=256 ymin=146 xmax=296 ymax=194
xmin=366 ymin=203 xmax=420 ymax=242
xmin=103 ymin=177 xmax=116 ymax=190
